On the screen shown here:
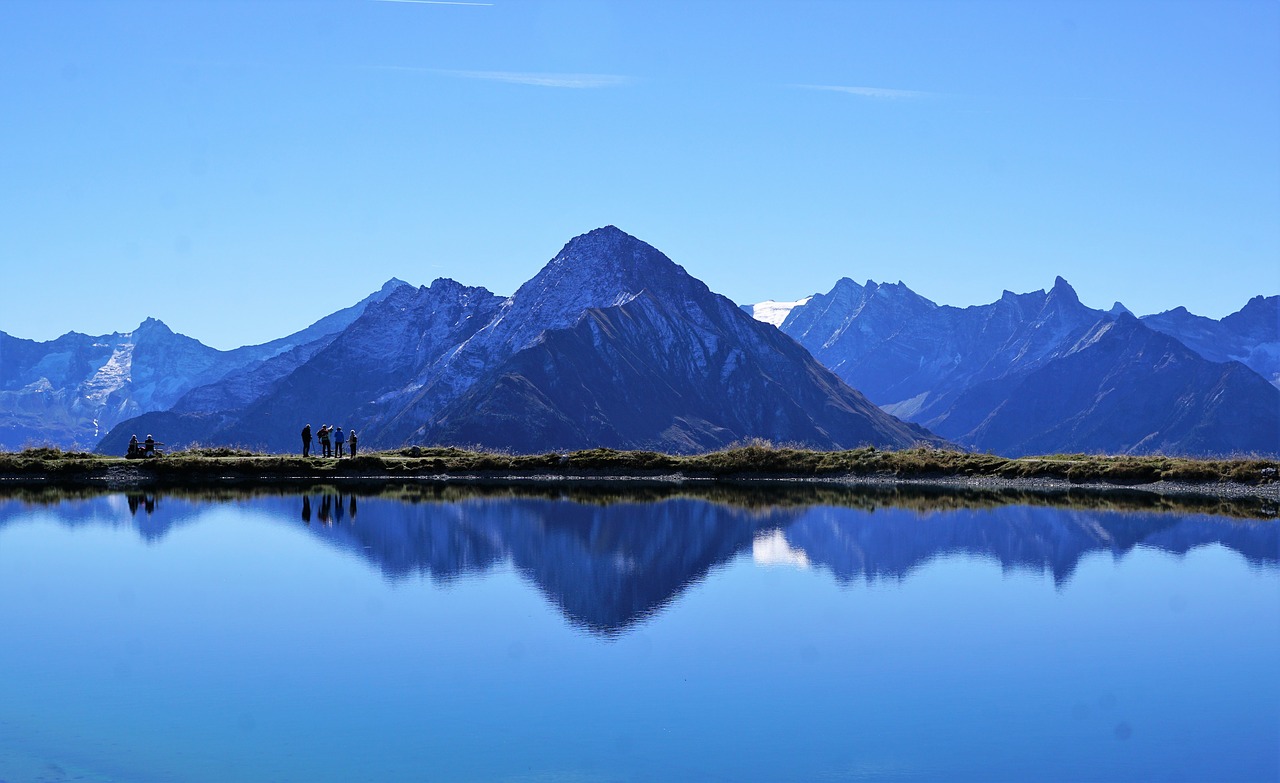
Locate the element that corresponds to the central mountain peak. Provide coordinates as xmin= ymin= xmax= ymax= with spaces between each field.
xmin=521 ymin=226 xmax=695 ymax=304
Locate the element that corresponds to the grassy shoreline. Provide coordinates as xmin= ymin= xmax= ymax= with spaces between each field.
xmin=2 ymin=443 xmax=1275 ymax=487
xmin=1 ymin=444 xmax=1276 ymax=519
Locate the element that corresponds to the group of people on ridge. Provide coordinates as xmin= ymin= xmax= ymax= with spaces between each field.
xmin=126 ymin=434 xmax=159 ymax=458
xmin=301 ymin=423 xmax=357 ymax=458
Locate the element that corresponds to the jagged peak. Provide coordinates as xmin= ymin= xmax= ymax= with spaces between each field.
xmin=381 ymin=277 xmax=412 ymax=292
xmin=427 ymin=276 xmax=475 ymax=293
xmin=1108 ymin=301 xmax=1133 ymax=317
xmin=988 ymin=288 xmax=1046 ymax=315
xmin=1222 ymin=293 xmax=1279 ymax=335
xmin=1236 ymin=294 xmax=1277 ymax=313
xmin=557 ymin=225 xmax=651 ymax=257
xmin=1045 ymin=276 xmax=1082 ymax=309
xmin=523 ymin=226 xmax=690 ymax=301
xmin=813 ymin=277 xmax=868 ymax=307
xmin=1050 ymin=275 xmax=1077 ymax=296
xmin=133 ymin=317 xmax=173 ymax=336
xmin=824 ymin=278 xmax=865 ymax=296
xmin=387 ymin=277 xmax=496 ymax=307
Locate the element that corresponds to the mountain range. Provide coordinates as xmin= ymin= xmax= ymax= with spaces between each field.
xmin=0 ymin=280 xmax=407 ymax=451
xmin=95 ymin=227 xmax=936 ymax=454
xmin=4 ymin=226 xmax=1275 ymax=457
xmin=754 ymin=278 xmax=1278 ymax=456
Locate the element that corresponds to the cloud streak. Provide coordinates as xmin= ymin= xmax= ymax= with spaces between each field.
xmin=362 ymin=65 xmax=632 ymax=88
xmin=371 ymin=0 xmax=494 ymax=6
xmin=794 ymin=84 xmax=936 ymax=100
xmin=430 ymin=69 xmax=633 ymax=88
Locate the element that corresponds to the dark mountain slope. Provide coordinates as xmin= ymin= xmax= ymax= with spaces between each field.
xmin=423 ymin=289 xmax=935 ymax=453
xmin=952 ymin=314 xmax=1280 ymax=456
xmin=379 ymin=227 xmax=939 ymax=452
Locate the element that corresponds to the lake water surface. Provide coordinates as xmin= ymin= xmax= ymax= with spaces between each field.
xmin=1 ymin=488 xmax=1277 ymax=782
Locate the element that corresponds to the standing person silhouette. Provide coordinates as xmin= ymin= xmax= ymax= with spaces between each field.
xmin=301 ymin=424 xmax=312 ymax=457
xmin=318 ymin=425 xmax=332 ymax=457
xmin=335 ymin=426 xmax=346 ymax=458
xmin=349 ymin=429 xmax=358 ymax=456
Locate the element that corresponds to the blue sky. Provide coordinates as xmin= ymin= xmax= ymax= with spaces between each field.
xmin=3 ymin=0 xmax=1277 ymax=349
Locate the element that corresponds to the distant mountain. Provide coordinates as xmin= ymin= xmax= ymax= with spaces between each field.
xmin=764 ymin=278 xmax=1279 ymax=457
xmin=100 ymin=227 xmax=940 ymax=454
xmin=0 ymin=279 xmax=409 ymax=450
xmin=1141 ymin=295 xmax=1279 ymax=388
xmin=776 ymin=276 xmax=1103 ymax=422
xmin=1 ymin=318 xmax=214 ymax=449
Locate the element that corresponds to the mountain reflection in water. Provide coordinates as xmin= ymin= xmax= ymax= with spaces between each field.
xmin=1 ymin=486 xmax=1275 ymax=635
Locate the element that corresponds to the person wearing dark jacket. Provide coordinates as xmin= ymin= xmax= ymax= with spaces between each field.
xmin=301 ymin=424 xmax=312 ymax=457
xmin=349 ymin=429 xmax=358 ymax=456
xmin=335 ymin=426 xmax=346 ymax=458
xmin=318 ymin=425 xmax=332 ymax=457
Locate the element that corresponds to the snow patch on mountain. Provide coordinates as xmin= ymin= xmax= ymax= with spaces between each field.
xmin=747 ymin=297 xmax=813 ymax=327
xmin=81 ymin=342 xmax=134 ymax=406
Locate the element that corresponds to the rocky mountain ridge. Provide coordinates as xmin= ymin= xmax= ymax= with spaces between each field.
xmin=760 ymin=278 xmax=1278 ymax=456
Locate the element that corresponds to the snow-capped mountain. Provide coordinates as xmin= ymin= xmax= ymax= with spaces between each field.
xmin=1 ymin=279 xmax=410 ymax=450
xmin=99 ymin=227 xmax=941 ymax=454
xmin=758 ymin=278 xmax=1279 ymax=456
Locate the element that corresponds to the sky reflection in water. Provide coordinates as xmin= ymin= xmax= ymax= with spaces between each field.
xmin=0 ymin=489 xmax=1276 ymax=782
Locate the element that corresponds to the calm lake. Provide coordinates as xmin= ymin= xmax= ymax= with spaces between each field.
xmin=1 ymin=487 xmax=1277 ymax=782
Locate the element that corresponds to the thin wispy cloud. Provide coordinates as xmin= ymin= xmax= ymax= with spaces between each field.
xmin=444 ymin=70 xmax=632 ymax=88
xmin=794 ymin=84 xmax=936 ymax=100
xmin=365 ymin=66 xmax=633 ymax=88
xmin=371 ymin=0 xmax=494 ymax=6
